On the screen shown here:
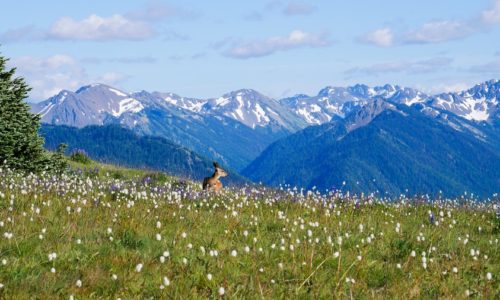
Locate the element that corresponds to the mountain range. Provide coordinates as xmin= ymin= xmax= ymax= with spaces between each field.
xmin=31 ymin=79 xmax=499 ymax=196
xmin=31 ymin=85 xmax=305 ymax=170
xmin=243 ymin=100 xmax=499 ymax=197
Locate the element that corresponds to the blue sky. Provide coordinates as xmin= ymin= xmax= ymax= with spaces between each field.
xmin=2 ymin=0 xmax=500 ymax=101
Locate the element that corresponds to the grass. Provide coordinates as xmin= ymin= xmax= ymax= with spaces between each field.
xmin=0 ymin=162 xmax=498 ymax=299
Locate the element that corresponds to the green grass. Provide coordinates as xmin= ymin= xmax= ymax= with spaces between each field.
xmin=0 ymin=163 xmax=498 ymax=299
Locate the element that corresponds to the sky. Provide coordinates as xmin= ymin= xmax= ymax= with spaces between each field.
xmin=1 ymin=0 xmax=500 ymax=101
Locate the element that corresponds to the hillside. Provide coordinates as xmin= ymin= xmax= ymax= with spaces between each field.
xmin=243 ymin=102 xmax=500 ymax=197
xmin=39 ymin=124 xmax=247 ymax=185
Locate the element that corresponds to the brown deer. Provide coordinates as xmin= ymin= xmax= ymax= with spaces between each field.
xmin=203 ymin=162 xmax=228 ymax=192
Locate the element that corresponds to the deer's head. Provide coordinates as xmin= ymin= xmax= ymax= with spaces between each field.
xmin=213 ymin=162 xmax=228 ymax=177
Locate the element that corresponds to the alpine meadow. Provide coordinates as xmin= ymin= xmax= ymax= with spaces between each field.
xmin=1 ymin=0 xmax=500 ymax=299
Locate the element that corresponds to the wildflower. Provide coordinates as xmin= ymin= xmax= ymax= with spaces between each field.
xmin=135 ymin=263 xmax=143 ymax=272
xmin=163 ymin=276 xmax=170 ymax=286
xmin=48 ymin=252 xmax=57 ymax=261
xmin=163 ymin=251 xmax=170 ymax=257
xmin=410 ymin=251 xmax=416 ymax=257
xmin=334 ymin=251 xmax=340 ymax=258
xmin=207 ymin=273 xmax=213 ymax=281
xmin=76 ymin=279 xmax=82 ymax=288
xmin=218 ymin=287 xmax=225 ymax=295
xmin=231 ymin=250 xmax=238 ymax=257
xmin=156 ymin=234 xmax=161 ymax=241
xmin=111 ymin=274 xmax=118 ymax=280
xmin=452 ymin=267 xmax=458 ymax=273
xmin=486 ymin=272 xmax=492 ymax=280
xmin=51 ymin=267 xmax=56 ymax=273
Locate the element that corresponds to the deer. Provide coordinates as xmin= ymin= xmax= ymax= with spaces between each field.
xmin=203 ymin=162 xmax=228 ymax=193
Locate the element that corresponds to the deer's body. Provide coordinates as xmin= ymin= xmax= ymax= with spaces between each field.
xmin=203 ymin=162 xmax=228 ymax=193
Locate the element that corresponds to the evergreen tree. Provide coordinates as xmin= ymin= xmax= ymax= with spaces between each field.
xmin=0 ymin=52 xmax=48 ymax=172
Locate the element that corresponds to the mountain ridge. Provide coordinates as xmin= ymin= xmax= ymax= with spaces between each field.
xmin=242 ymin=103 xmax=499 ymax=197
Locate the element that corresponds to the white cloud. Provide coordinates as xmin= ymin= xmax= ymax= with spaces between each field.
xmin=81 ymin=56 xmax=158 ymax=64
xmin=8 ymin=54 xmax=128 ymax=100
xmin=126 ymin=2 xmax=179 ymax=22
xmin=96 ymin=72 xmax=130 ymax=84
xmin=481 ymin=0 xmax=500 ymax=24
xmin=225 ymin=30 xmax=331 ymax=59
xmin=283 ymin=2 xmax=316 ymax=16
xmin=417 ymin=81 xmax=475 ymax=94
xmin=48 ymin=14 xmax=155 ymax=41
xmin=361 ymin=28 xmax=394 ymax=47
xmin=363 ymin=1 xmax=500 ymax=47
xmin=468 ymin=60 xmax=500 ymax=73
xmin=0 ymin=26 xmax=42 ymax=43
xmin=345 ymin=57 xmax=453 ymax=76
xmin=404 ymin=21 xmax=474 ymax=44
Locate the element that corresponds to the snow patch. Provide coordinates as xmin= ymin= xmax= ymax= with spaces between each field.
xmin=254 ymin=103 xmax=270 ymax=125
xmin=215 ymin=97 xmax=230 ymax=106
xmin=111 ymin=98 xmax=144 ymax=117
xmin=39 ymin=103 xmax=55 ymax=118
xmin=108 ymin=88 xmax=127 ymax=97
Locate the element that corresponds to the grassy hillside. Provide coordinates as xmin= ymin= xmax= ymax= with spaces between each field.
xmin=0 ymin=162 xmax=498 ymax=298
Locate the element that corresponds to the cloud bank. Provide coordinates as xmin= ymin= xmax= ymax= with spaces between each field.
xmin=225 ymin=30 xmax=331 ymax=59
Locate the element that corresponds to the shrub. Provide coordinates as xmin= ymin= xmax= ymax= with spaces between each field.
xmin=70 ymin=149 xmax=91 ymax=164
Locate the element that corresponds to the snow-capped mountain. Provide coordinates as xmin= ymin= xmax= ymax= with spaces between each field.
xmin=30 ymin=84 xmax=305 ymax=171
xmin=280 ymin=81 xmax=498 ymax=125
xmin=149 ymin=92 xmax=207 ymax=113
xmin=201 ymin=89 xmax=304 ymax=131
xmin=280 ymin=84 xmax=428 ymax=125
xmin=31 ymin=84 xmax=144 ymax=127
xmin=427 ymin=79 xmax=499 ymax=121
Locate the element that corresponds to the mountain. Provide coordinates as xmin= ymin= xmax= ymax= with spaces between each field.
xmin=31 ymin=84 xmax=144 ymax=127
xmin=280 ymin=80 xmax=499 ymax=125
xmin=201 ymin=89 xmax=305 ymax=131
xmin=427 ymin=79 xmax=499 ymax=122
xmin=40 ymin=124 xmax=248 ymax=185
xmin=280 ymin=84 xmax=428 ymax=125
xmin=243 ymin=101 xmax=500 ymax=197
xmin=31 ymin=84 xmax=304 ymax=171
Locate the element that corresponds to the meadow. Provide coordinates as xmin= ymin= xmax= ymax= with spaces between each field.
xmin=0 ymin=164 xmax=498 ymax=299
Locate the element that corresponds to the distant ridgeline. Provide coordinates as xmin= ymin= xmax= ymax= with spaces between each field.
xmin=40 ymin=124 xmax=248 ymax=185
